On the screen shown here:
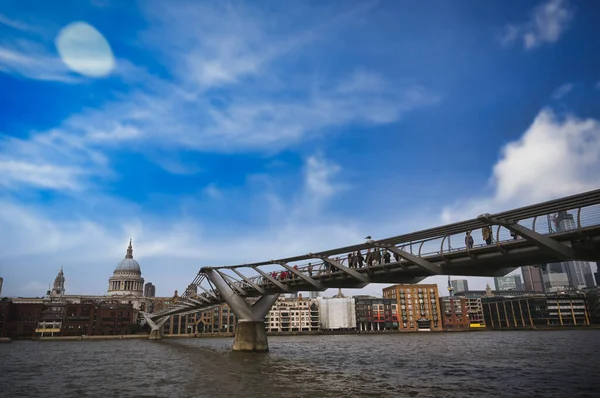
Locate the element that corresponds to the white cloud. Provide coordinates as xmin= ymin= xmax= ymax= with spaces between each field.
xmin=337 ymin=70 xmax=387 ymax=94
xmin=0 ymin=159 xmax=85 ymax=190
xmin=0 ymin=13 xmax=40 ymax=33
xmin=551 ymin=83 xmax=573 ymax=100
xmin=441 ymin=109 xmax=600 ymax=222
xmin=0 ymin=68 xmax=436 ymax=192
xmin=0 ymin=153 xmax=436 ymax=297
xmin=203 ymin=183 xmax=223 ymax=199
xmin=3 ymin=107 xmax=599 ymax=298
xmin=0 ymin=42 xmax=79 ymax=83
xmin=304 ymin=155 xmax=342 ymax=201
xmin=143 ymin=1 xmax=378 ymax=91
xmin=0 ymin=127 xmax=110 ymax=192
xmin=500 ymin=0 xmax=573 ymax=50
xmin=0 ymin=169 xmax=368 ymax=297
xmin=0 ymin=2 xmax=439 ymax=193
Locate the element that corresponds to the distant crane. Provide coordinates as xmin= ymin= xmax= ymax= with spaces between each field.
xmin=447 ymin=275 xmax=454 ymax=297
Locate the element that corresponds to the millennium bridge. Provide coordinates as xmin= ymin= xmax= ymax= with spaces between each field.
xmin=143 ymin=189 xmax=600 ymax=351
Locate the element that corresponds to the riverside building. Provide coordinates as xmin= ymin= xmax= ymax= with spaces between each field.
xmin=265 ymin=294 xmax=319 ymax=333
xmin=1 ymin=241 xmax=155 ymax=339
xmin=482 ymin=293 xmax=590 ymax=329
xmin=383 ymin=284 xmax=443 ymax=331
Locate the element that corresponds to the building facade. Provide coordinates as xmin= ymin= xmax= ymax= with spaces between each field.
xmin=265 ymin=295 xmax=319 ymax=332
xmin=144 ymin=283 xmax=156 ymax=298
xmin=0 ymin=299 xmax=45 ymax=339
xmin=354 ymin=296 xmax=398 ymax=331
xmin=439 ymin=297 xmax=470 ymax=330
xmin=451 ymin=279 xmax=469 ymax=293
xmin=494 ymin=275 xmax=523 ymax=291
xmin=1 ymin=241 xmax=156 ymax=339
xmin=584 ymin=288 xmax=600 ymax=325
xmin=465 ymin=297 xmax=485 ymax=327
xmin=482 ymin=294 xmax=590 ymax=329
xmin=455 ymin=289 xmax=536 ymax=299
xmin=544 ymin=212 xmax=595 ymax=290
xmin=383 ymin=284 xmax=443 ymax=331
xmin=542 ymin=262 xmax=571 ymax=292
xmin=522 ymin=265 xmax=544 ymax=293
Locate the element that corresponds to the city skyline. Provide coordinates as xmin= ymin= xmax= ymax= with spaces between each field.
xmin=1 ymin=0 xmax=600 ymax=297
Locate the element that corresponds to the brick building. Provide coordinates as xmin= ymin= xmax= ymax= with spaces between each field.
xmin=439 ymin=297 xmax=470 ymax=330
xmin=354 ymin=296 xmax=398 ymax=331
xmin=0 ymin=300 xmax=45 ymax=339
xmin=383 ymin=284 xmax=443 ymax=331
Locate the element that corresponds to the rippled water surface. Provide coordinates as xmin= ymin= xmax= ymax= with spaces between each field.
xmin=1 ymin=331 xmax=599 ymax=397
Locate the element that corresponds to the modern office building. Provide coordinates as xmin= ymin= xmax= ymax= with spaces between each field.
xmin=494 ymin=275 xmax=523 ymax=291
xmin=522 ymin=265 xmax=545 ymax=293
xmin=383 ymin=284 xmax=442 ymax=331
xmin=545 ymin=211 xmax=595 ymax=289
xmin=542 ymin=266 xmax=571 ymax=292
xmin=451 ymin=279 xmax=469 ymax=293
xmin=482 ymin=293 xmax=590 ymax=329
xmin=585 ymin=288 xmax=600 ymax=325
xmin=455 ymin=289 xmax=535 ymax=298
xmin=144 ymin=283 xmax=156 ymax=298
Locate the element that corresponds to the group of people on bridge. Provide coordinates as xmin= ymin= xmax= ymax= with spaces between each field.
xmin=465 ymin=226 xmax=519 ymax=249
xmin=263 ymin=247 xmax=400 ymax=283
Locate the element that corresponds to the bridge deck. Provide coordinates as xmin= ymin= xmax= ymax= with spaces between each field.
xmin=148 ymin=189 xmax=600 ymax=320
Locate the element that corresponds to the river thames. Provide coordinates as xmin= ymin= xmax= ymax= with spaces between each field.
xmin=1 ymin=331 xmax=599 ymax=397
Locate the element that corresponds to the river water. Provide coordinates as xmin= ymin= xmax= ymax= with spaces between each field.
xmin=1 ymin=331 xmax=598 ymax=398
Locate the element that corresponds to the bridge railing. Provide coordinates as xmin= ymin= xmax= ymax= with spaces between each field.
xmin=150 ymin=190 xmax=600 ymax=318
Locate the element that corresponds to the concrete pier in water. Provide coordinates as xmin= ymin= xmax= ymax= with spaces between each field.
xmin=204 ymin=269 xmax=279 ymax=352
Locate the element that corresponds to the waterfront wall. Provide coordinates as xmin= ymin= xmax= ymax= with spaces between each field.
xmin=37 ymin=334 xmax=149 ymax=341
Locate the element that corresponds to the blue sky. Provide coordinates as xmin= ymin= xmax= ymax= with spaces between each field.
xmin=1 ymin=0 xmax=599 ymax=298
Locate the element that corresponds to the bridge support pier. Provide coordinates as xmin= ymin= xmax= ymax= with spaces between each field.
xmin=233 ymin=320 xmax=269 ymax=352
xmin=205 ymin=269 xmax=279 ymax=352
xmin=143 ymin=314 xmax=169 ymax=340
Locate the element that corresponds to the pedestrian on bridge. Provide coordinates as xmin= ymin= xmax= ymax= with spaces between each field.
xmin=372 ymin=249 xmax=381 ymax=265
xmin=383 ymin=250 xmax=391 ymax=264
xmin=365 ymin=248 xmax=373 ymax=267
xmin=356 ymin=251 xmax=365 ymax=268
xmin=465 ymin=232 xmax=474 ymax=249
xmin=308 ymin=263 xmax=313 ymax=276
xmin=482 ymin=226 xmax=492 ymax=245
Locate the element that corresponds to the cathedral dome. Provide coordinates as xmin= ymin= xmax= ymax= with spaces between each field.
xmin=108 ymin=239 xmax=144 ymax=297
xmin=113 ymin=239 xmax=141 ymax=273
xmin=116 ymin=258 xmax=141 ymax=273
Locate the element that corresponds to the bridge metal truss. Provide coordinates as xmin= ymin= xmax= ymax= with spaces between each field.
xmin=148 ymin=189 xmax=600 ymax=322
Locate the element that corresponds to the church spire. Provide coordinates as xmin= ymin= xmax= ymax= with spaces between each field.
xmin=51 ymin=266 xmax=65 ymax=297
xmin=125 ymin=239 xmax=133 ymax=259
